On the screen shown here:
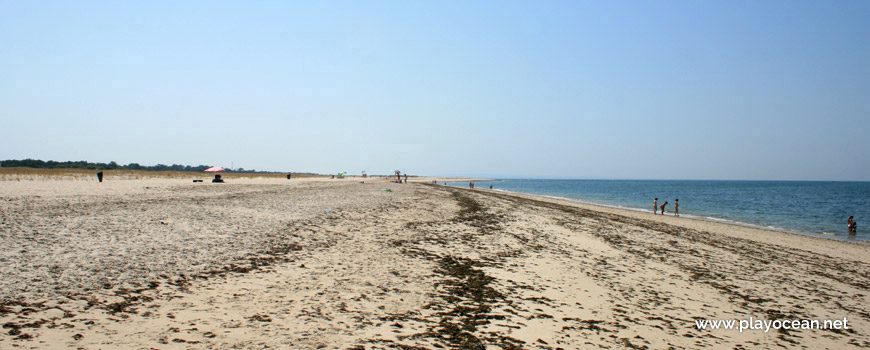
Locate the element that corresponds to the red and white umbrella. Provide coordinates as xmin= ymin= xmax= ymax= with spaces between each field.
xmin=204 ymin=166 xmax=225 ymax=172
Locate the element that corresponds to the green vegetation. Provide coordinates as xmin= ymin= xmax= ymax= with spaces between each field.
xmin=0 ymin=159 xmax=290 ymax=174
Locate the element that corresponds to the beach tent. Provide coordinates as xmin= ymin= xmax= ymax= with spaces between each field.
xmin=204 ymin=166 xmax=225 ymax=172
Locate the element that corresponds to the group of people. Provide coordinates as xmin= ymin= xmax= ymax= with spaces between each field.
xmin=653 ymin=197 xmax=678 ymax=216
xmin=467 ymin=182 xmax=494 ymax=190
xmin=652 ymin=197 xmax=858 ymax=235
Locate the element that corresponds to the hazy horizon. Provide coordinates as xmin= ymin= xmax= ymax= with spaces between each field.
xmin=5 ymin=158 xmax=869 ymax=182
xmin=2 ymin=1 xmax=868 ymax=181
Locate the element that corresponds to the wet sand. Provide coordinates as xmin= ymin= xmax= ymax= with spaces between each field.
xmin=1 ymin=177 xmax=868 ymax=349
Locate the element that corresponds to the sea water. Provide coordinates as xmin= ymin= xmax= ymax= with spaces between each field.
xmin=446 ymin=179 xmax=870 ymax=243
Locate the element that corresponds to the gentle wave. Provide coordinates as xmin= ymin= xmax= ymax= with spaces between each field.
xmin=445 ymin=180 xmax=869 ymax=244
xmin=509 ymin=190 xmax=822 ymax=237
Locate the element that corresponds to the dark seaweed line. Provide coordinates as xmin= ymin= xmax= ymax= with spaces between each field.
xmin=378 ymin=189 xmax=527 ymax=349
xmin=455 ymin=186 xmax=867 ymax=342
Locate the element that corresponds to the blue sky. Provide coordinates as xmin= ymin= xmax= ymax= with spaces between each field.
xmin=1 ymin=1 xmax=868 ymax=180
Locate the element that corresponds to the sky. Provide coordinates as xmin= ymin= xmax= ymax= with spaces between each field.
xmin=1 ymin=1 xmax=868 ymax=180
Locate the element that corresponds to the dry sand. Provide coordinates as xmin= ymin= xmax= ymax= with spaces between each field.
xmin=0 ymin=176 xmax=868 ymax=349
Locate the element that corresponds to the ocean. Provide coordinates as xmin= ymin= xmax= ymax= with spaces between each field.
xmin=446 ymin=179 xmax=870 ymax=243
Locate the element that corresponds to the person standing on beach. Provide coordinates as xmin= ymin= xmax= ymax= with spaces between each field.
xmin=674 ymin=199 xmax=679 ymax=217
xmin=653 ymin=198 xmax=658 ymax=215
xmin=660 ymin=201 xmax=668 ymax=215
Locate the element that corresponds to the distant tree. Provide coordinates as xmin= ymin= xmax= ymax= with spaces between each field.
xmin=0 ymin=159 xmax=286 ymax=174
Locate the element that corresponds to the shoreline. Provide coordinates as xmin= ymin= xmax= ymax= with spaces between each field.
xmin=459 ymin=185 xmax=870 ymax=264
xmin=442 ymin=182 xmax=869 ymax=247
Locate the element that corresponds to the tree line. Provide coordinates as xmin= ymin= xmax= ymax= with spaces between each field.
xmin=0 ymin=159 xmax=280 ymax=173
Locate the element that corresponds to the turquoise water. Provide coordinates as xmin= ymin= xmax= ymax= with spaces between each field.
xmin=446 ymin=180 xmax=870 ymax=243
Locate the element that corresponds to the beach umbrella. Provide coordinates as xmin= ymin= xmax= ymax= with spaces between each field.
xmin=204 ymin=166 xmax=225 ymax=172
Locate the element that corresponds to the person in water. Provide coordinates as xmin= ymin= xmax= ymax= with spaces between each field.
xmin=660 ymin=201 xmax=668 ymax=215
xmin=849 ymin=216 xmax=857 ymax=234
xmin=653 ymin=198 xmax=658 ymax=215
xmin=674 ymin=199 xmax=679 ymax=217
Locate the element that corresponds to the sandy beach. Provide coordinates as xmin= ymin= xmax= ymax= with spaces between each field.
xmin=1 ymin=175 xmax=868 ymax=349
